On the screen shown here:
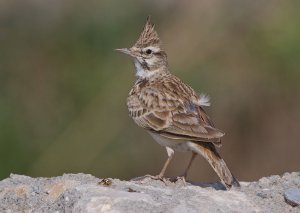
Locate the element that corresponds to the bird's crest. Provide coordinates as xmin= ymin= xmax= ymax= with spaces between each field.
xmin=134 ymin=16 xmax=161 ymax=48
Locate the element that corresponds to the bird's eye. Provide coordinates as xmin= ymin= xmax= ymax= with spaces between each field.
xmin=145 ymin=49 xmax=152 ymax=54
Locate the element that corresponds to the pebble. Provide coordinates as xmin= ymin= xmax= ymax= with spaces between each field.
xmin=284 ymin=188 xmax=300 ymax=207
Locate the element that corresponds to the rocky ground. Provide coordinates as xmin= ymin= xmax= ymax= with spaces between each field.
xmin=0 ymin=172 xmax=299 ymax=213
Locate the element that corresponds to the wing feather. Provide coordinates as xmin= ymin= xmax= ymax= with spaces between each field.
xmin=127 ymin=75 xmax=224 ymax=145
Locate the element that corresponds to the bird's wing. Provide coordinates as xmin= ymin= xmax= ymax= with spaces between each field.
xmin=127 ymin=76 xmax=224 ymax=145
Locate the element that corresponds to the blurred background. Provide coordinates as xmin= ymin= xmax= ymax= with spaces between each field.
xmin=1 ymin=0 xmax=299 ymax=182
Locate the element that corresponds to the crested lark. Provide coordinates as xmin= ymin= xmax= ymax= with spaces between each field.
xmin=116 ymin=17 xmax=240 ymax=189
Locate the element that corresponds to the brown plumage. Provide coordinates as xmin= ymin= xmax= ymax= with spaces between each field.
xmin=116 ymin=16 xmax=240 ymax=189
xmin=128 ymin=75 xmax=224 ymax=144
xmin=134 ymin=16 xmax=161 ymax=48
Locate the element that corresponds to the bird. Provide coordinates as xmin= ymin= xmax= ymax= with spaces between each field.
xmin=116 ymin=16 xmax=240 ymax=189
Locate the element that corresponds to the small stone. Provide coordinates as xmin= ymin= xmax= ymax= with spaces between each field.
xmin=128 ymin=187 xmax=138 ymax=192
xmin=257 ymin=192 xmax=268 ymax=199
xmin=284 ymin=188 xmax=300 ymax=207
xmin=98 ymin=178 xmax=112 ymax=186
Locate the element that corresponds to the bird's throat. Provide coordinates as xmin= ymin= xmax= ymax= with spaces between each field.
xmin=134 ymin=60 xmax=154 ymax=79
xmin=134 ymin=59 xmax=168 ymax=80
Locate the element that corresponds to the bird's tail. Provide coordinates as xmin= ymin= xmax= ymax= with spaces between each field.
xmin=189 ymin=142 xmax=240 ymax=189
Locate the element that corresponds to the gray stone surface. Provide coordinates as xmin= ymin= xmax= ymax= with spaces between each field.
xmin=0 ymin=172 xmax=299 ymax=213
xmin=284 ymin=188 xmax=300 ymax=207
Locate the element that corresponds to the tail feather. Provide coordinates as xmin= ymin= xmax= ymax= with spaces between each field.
xmin=188 ymin=142 xmax=240 ymax=189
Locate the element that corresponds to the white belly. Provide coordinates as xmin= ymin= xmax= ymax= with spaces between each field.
xmin=148 ymin=132 xmax=190 ymax=152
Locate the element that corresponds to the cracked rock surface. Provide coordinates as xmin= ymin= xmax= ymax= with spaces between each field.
xmin=0 ymin=172 xmax=299 ymax=212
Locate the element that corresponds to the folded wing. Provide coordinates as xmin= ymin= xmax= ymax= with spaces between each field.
xmin=127 ymin=77 xmax=224 ymax=146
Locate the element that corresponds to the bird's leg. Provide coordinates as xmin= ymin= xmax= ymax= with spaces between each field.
xmin=145 ymin=147 xmax=174 ymax=183
xmin=171 ymin=152 xmax=197 ymax=185
xmin=158 ymin=147 xmax=174 ymax=177
xmin=182 ymin=152 xmax=197 ymax=178
xmin=131 ymin=147 xmax=174 ymax=184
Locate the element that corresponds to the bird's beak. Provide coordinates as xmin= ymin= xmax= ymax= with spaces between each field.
xmin=115 ymin=48 xmax=135 ymax=57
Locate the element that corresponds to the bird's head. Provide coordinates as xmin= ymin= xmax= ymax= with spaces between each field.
xmin=116 ymin=16 xmax=168 ymax=79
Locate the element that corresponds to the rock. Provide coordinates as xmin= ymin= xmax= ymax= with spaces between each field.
xmin=0 ymin=173 xmax=299 ymax=212
xmin=284 ymin=188 xmax=300 ymax=207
